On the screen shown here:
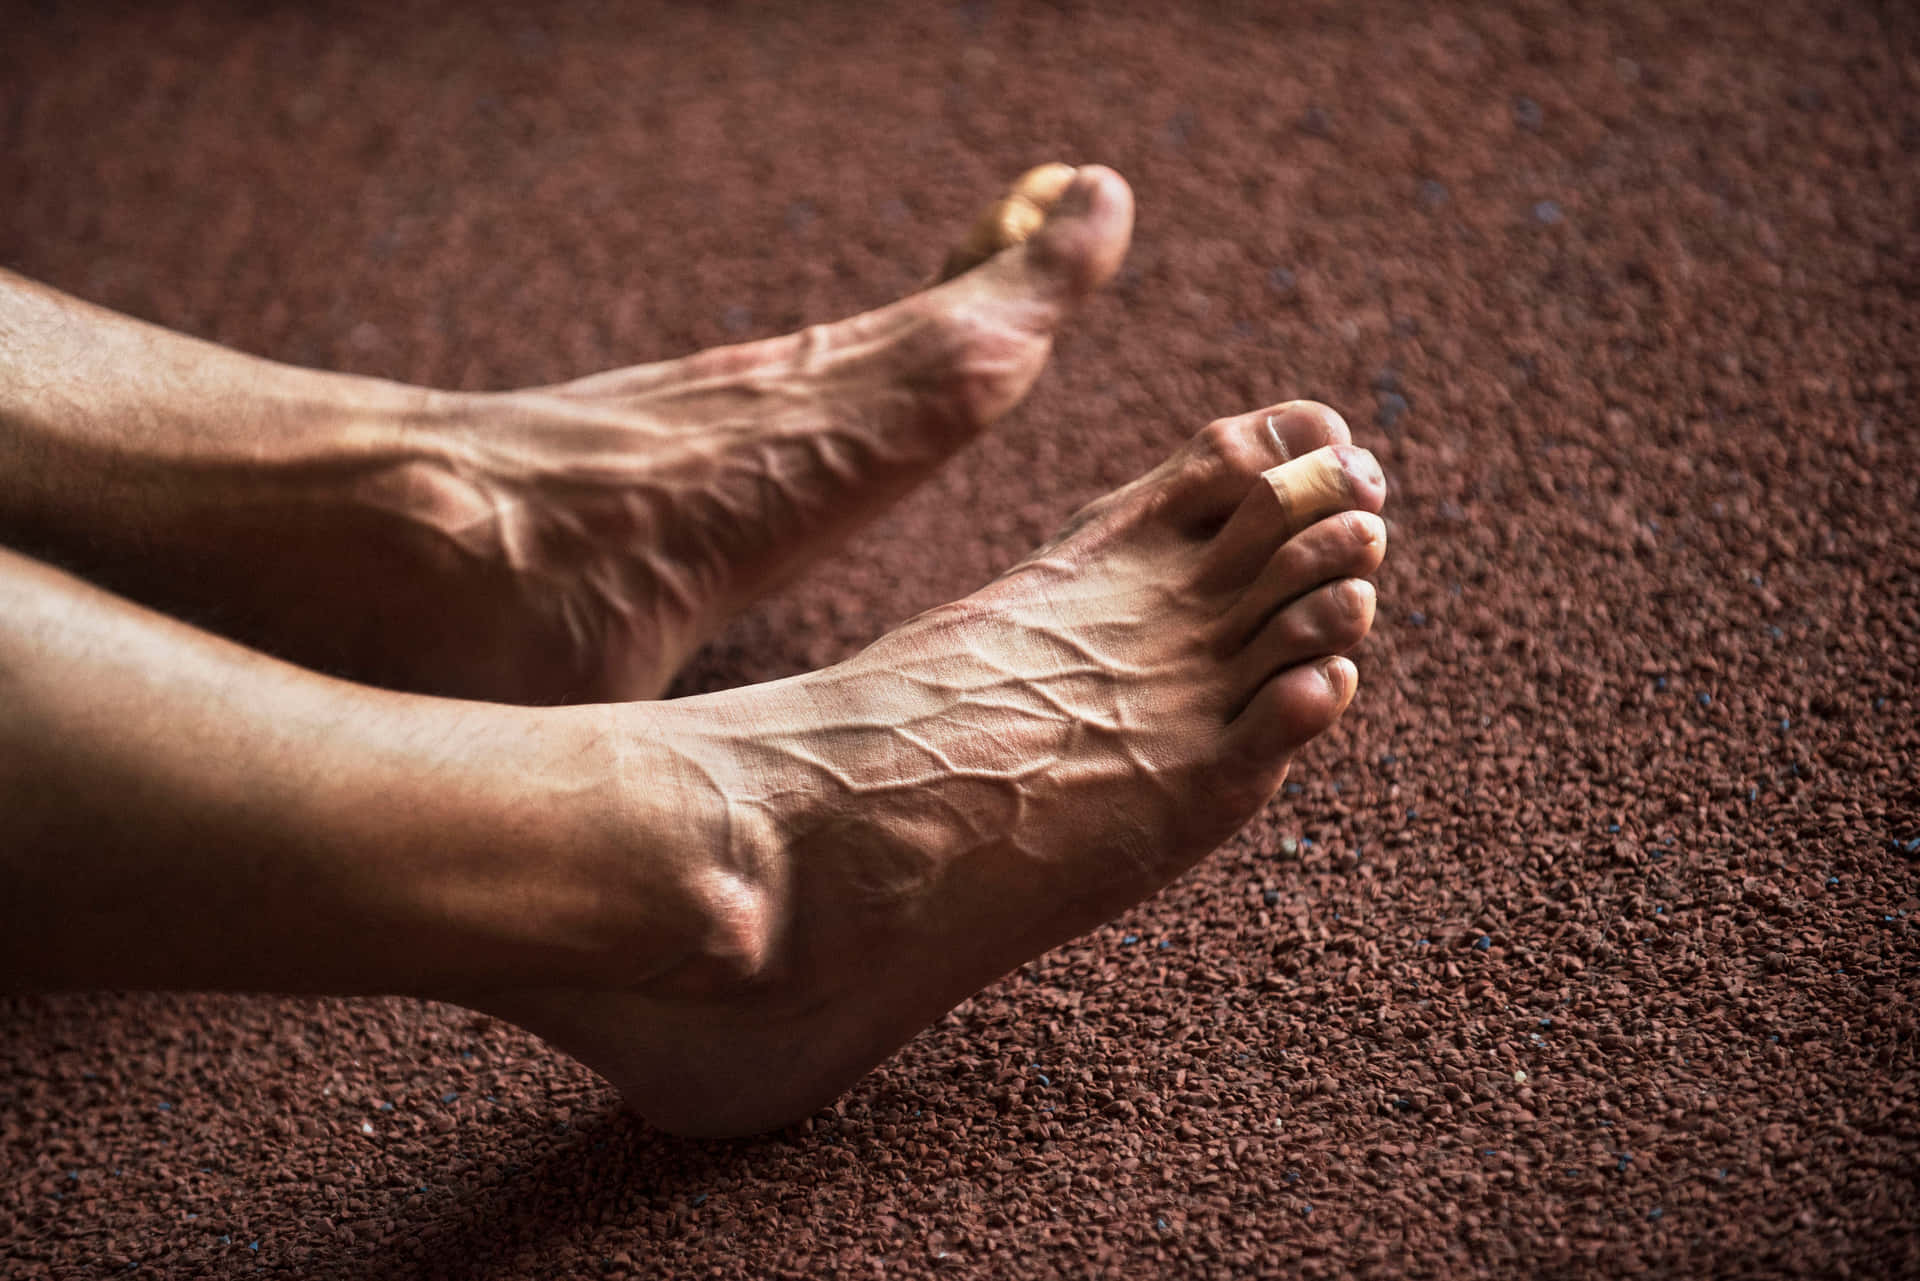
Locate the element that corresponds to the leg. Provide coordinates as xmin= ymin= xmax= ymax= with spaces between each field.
xmin=0 ymin=166 xmax=1132 ymax=703
xmin=0 ymin=541 xmax=741 ymax=995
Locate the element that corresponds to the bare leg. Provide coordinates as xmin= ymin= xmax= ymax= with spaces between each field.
xmin=0 ymin=403 xmax=1382 ymax=1136
xmin=0 ymin=543 xmax=728 ymax=996
xmin=0 ymin=166 xmax=1131 ymax=703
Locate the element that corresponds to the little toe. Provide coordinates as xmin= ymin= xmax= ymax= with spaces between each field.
xmin=1201 ymin=444 xmax=1386 ymax=587
xmin=1227 ymin=656 xmax=1360 ymax=776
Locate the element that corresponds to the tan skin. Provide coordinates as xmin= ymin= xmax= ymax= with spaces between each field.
xmin=0 ymin=167 xmax=1387 ymax=1135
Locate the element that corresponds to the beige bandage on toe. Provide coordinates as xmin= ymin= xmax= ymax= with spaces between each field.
xmin=1260 ymin=448 xmax=1358 ymax=535
xmin=937 ymin=162 xmax=1079 ymax=283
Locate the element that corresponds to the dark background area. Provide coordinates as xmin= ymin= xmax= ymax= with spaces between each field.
xmin=3 ymin=1 xmax=1916 ymax=1276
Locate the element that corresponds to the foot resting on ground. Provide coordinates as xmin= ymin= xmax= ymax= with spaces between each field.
xmin=476 ymin=400 xmax=1387 ymax=1135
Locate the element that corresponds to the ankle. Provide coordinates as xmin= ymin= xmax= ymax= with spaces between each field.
xmin=533 ymin=703 xmax=787 ymax=996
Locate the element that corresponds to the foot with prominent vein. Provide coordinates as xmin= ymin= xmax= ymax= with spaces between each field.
xmin=370 ymin=164 xmax=1131 ymax=702
xmin=480 ymin=402 xmax=1387 ymax=1136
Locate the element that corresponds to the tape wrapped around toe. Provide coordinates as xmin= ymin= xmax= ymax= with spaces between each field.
xmin=1260 ymin=451 xmax=1356 ymax=535
xmin=936 ymin=162 xmax=1079 ymax=282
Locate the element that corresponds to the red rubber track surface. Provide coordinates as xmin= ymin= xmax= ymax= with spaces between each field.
xmin=2 ymin=2 xmax=1916 ymax=1277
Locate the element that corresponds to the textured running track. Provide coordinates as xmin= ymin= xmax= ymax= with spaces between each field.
xmin=3 ymin=2 xmax=1916 ymax=1276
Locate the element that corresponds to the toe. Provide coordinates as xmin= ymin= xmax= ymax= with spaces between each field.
xmin=1214 ymin=510 xmax=1387 ymax=649
xmin=1234 ymin=577 xmax=1376 ymax=686
xmin=1227 ymin=656 xmax=1359 ymax=776
xmin=1020 ymin=165 xmax=1134 ymax=298
xmin=938 ymin=164 xmax=1134 ymax=295
xmin=1165 ymin=401 xmax=1352 ymax=525
xmin=1253 ymin=400 xmax=1353 ymax=455
xmin=938 ymin=163 xmax=1077 ymax=280
xmin=1200 ymin=444 xmax=1386 ymax=586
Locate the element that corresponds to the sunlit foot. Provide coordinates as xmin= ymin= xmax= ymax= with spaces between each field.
xmin=375 ymin=164 xmax=1134 ymax=702
xmin=478 ymin=401 xmax=1388 ymax=1136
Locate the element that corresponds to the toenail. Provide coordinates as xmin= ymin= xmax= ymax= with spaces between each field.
xmin=1338 ymin=446 xmax=1384 ymax=492
xmin=1318 ymin=655 xmax=1356 ymax=696
xmin=1265 ymin=415 xmax=1293 ymax=462
xmin=1321 ymin=406 xmax=1352 ymax=443
xmin=1347 ymin=511 xmax=1386 ymax=547
xmin=1290 ymin=401 xmax=1351 ymax=444
xmin=1337 ymin=578 xmax=1376 ymax=616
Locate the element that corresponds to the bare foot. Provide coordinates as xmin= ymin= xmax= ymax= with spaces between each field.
xmin=366 ymin=165 xmax=1133 ymax=702
xmin=479 ymin=402 xmax=1387 ymax=1136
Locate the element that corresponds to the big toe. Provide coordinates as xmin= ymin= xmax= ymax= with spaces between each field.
xmin=938 ymin=163 xmax=1134 ymax=295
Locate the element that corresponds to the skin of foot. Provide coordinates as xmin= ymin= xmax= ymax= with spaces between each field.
xmin=0 ymin=165 xmax=1132 ymax=704
xmin=478 ymin=401 xmax=1387 ymax=1137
